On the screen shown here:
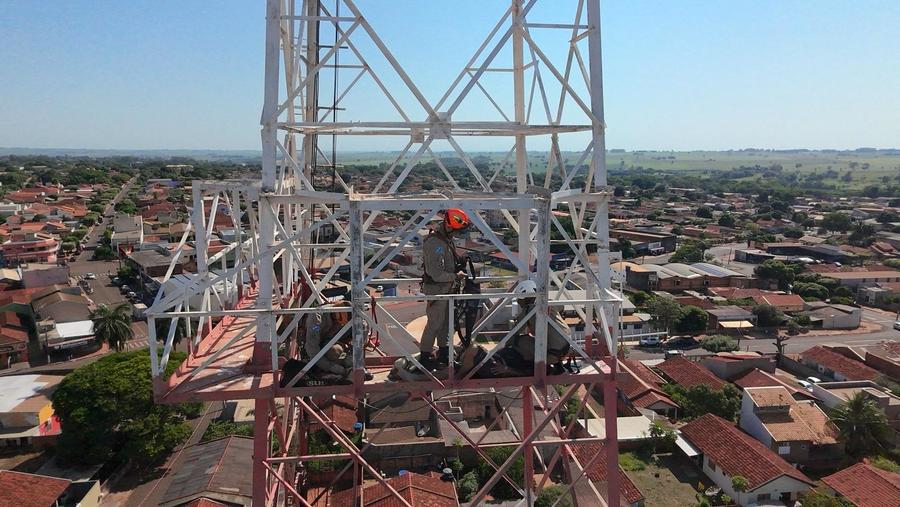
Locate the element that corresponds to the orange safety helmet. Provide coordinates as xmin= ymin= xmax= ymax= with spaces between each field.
xmin=444 ymin=208 xmax=471 ymax=231
xmin=331 ymin=302 xmax=351 ymax=327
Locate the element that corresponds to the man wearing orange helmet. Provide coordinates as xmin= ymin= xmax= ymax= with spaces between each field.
xmin=419 ymin=208 xmax=471 ymax=369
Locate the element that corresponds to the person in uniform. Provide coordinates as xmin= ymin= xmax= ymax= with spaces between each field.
xmin=419 ymin=208 xmax=471 ymax=368
xmin=305 ymin=304 xmax=353 ymax=377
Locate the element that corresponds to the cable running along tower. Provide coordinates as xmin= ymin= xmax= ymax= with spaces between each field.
xmin=147 ymin=1 xmax=622 ymax=505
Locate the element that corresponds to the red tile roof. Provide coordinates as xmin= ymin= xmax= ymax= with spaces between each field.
xmin=655 ymin=357 xmax=726 ymax=390
xmin=310 ymin=395 xmax=358 ymax=433
xmin=618 ymin=359 xmax=678 ymax=410
xmin=801 ymin=345 xmax=881 ymax=381
xmin=329 ymin=472 xmax=458 ymax=507
xmin=571 ymin=442 xmax=646 ymax=505
xmin=680 ymin=414 xmax=814 ymax=491
xmin=183 ymin=499 xmax=230 ymax=507
xmin=822 ymin=462 xmax=900 ymax=507
xmin=0 ymin=470 xmax=70 ymax=507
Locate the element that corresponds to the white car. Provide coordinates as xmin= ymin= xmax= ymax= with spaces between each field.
xmin=639 ymin=336 xmax=661 ymax=347
xmin=806 ymin=376 xmax=822 ymax=384
xmin=797 ymin=380 xmax=813 ymax=391
xmin=84 ymin=273 xmax=97 ymax=280
xmin=893 ymin=321 xmax=900 ymax=331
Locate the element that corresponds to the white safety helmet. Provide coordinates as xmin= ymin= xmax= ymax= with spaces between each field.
xmin=515 ymin=280 xmax=538 ymax=295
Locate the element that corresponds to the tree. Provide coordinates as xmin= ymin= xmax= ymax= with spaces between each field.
xmin=629 ymin=290 xmax=651 ymax=307
xmin=613 ymin=185 xmax=626 ymax=197
xmin=848 ymin=222 xmax=876 ymax=247
xmin=675 ymin=306 xmax=708 ymax=333
xmin=670 ymin=243 xmax=704 ymax=263
xmin=51 ymin=350 xmax=196 ymax=466
xmin=696 ymin=206 xmax=713 ymax=219
xmin=476 ymin=446 xmax=524 ymax=500
xmin=782 ymin=227 xmax=804 ymax=239
xmin=646 ymin=420 xmax=676 ymax=454
xmin=833 ymin=285 xmax=854 ymax=299
xmin=613 ymin=237 xmax=636 ymax=259
xmin=717 ymin=213 xmax=735 ymax=228
xmin=92 ymin=303 xmax=133 ymax=352
xmin=646 ymin=297 xmax=682 ymax=334
xmin=731 ymin=475 xmax=749 ymax=493
xmin=830 ymin=392 xmax=892 ymax=457
xmin=752 ymin=304 xmax=784 ymax=327
xmin=536 ymin=485 xmax=574 ymax=507
xmin=822 ymin=212 xmax=852 ymax=232
xmin=793 ymin=282 xmax=829 ymax=301
xmin=754 ymin=260 xmax=795 ymax=291
xmin=457 ymin=471 xmax=479 ymax=502
xmin=662 ymin=384 xmax=742 ymax=421
xmin=61 ymin=241 xmax=76 ymax=253
xmin=700 ymin=335 xmax=738 ymax=353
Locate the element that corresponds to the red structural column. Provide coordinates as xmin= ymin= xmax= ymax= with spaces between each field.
xmin=603 ymin=359 xmax=620 ymax=507
xmin=253 ymin=397 xmax=269 ymax=506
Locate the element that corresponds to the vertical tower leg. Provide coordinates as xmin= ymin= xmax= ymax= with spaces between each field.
xmin=253 ymin=398 xmax=270 ymax=506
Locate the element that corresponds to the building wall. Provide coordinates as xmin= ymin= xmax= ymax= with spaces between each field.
xmin=703 ymin=356 xmax=774 ymax=380
xmin=700 ymin=455 xmax=810 ymax=506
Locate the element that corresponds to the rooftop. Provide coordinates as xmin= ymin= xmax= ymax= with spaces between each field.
xmin=746 ymin=387 xmax=839 ymax=444
xmin=0 ymin=470 xmax=70 ymax=507
xmin=328 ymin=471 xmax=458 ymax=507
xmin=0 ymin=374 xmax=62 ymax=414
xmin=655 ymin=357 xmax=726 ymax=390
xmin=160 ymin=436 xmax=253 ymax=506
xmin=801 ymin=345 xmax=881 ymax=381
xmin=571 ymin=442 xmax=646 ymax=505
xmin=680 ymin=414 xmax=814 ymax=491
xmin=822 ymin=462 xmax=900 ymax=507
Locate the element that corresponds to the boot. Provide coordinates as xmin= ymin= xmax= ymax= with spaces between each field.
xmin=436 ymin=346 xmax=450 ymax=367
xmin=418 ymin=351 xmax=440 ymax=370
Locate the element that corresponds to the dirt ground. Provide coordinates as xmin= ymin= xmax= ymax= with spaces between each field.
xmin=626 ymin=453 xmax=710 ymax=506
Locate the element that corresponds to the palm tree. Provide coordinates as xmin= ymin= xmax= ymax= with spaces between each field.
xmin=92 ymin=303 xmax=133 ymax=352
xmin=830 ymin=392 xmax=891 ymax=457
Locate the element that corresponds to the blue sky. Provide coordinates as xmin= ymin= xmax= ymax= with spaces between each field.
xmin=1 ymin=1 xmax=898 ymax=152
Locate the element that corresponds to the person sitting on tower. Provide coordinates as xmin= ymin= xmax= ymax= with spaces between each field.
xmin=418 ymin=208 xmax=471 ymax=369
xmin=492 ymin=280 xmax=572 ymax=376
xmin=304 ymin=302 xmax=354 ymax=378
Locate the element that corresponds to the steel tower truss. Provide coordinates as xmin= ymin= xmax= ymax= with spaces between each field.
xmin=147 ymin=1 xmax=622 ymax=505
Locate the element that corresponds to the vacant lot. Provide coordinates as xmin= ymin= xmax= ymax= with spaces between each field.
xmin=625 ymin=452 xmax=710 ymax=507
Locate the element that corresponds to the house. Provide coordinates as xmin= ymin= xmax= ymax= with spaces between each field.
xmin=0 ymin=232 xmax=59 ymax=264
xmin=655 ymin=357 xmax=726 ymax=390
xmin=110 ymin=214 xmax=144 ymax=250
xmin=798 ymin=302 xmax=861 ymax=330
xmin=733 ymin=368 xmax=817 ymax=401
xmin=750 ymin=293 xmax=805 ymax=313
xmin=738 ymin=387 xmax=841 ymax=466
xmin=619 ymin=312 xmax=657 ymax=340
xmin=0 ymin=375 xmax=63 ymax=448
xmin=821 ymin=461 xmax=900 ymax=507
xmin=820 ymin=270 xmax=900 ymax=289
xmin=328 ymin=471 xmax=458 ymax=507
xmin=126 ymin=246 xmax=185 ymax=280
xmin=734 ymin=248 xmax=775 ymax=264
xmin=159 ymin=436 xmax=252 ymax=506
xmin=800 ymin=345 xmax=882 ymax=381
xmin=810 ymin=380 xmax=900 ymax=434
xmin=570 ymin=442 xmax=646 ymax=507
xmin=706 ymin=306 xmax=755 ymax=332
xmin=702 ymin=352 xmax=774 ymax=381
xmin=31 ymin=286 xmax=92 ymax=323
xmin=0 ymin=470 xmax=101 ymax=507
xmin=688 ymin=263 xmax=748 ymax=287
xmin=0 ymin=311 xmax=29 ymax=368
xmin=680 ymin=414 xmax=815 ymax=506
xmin=609 ymin=229 xmax=676 ymax=255
xmin=617 ymin=359 xmax=679 ymax=417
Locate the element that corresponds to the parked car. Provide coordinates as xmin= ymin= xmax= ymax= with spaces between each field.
xmin=120 ymin=285 xmax=131 ymax=294
xmin=84 ymin=272 xmax=97 ymax=280
xmin=806 ymin=376 xmax=822 ymax=384
xmin=126 ymin=291 xmax=138 ymax=300
xmin=893 ymin=321 xmax=900 ymax=331
xmin=664 ymin=350 xmax=685 ymax=359
xmin=664 ymin=335 xmax=698 ymax=349
xmin=111 ymin=277 xmax=122 ymax=286
xmin=797 ymin=380 xmax=813 ymax=391
xmin=639 ymin=336 xmax=661 ymax=347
